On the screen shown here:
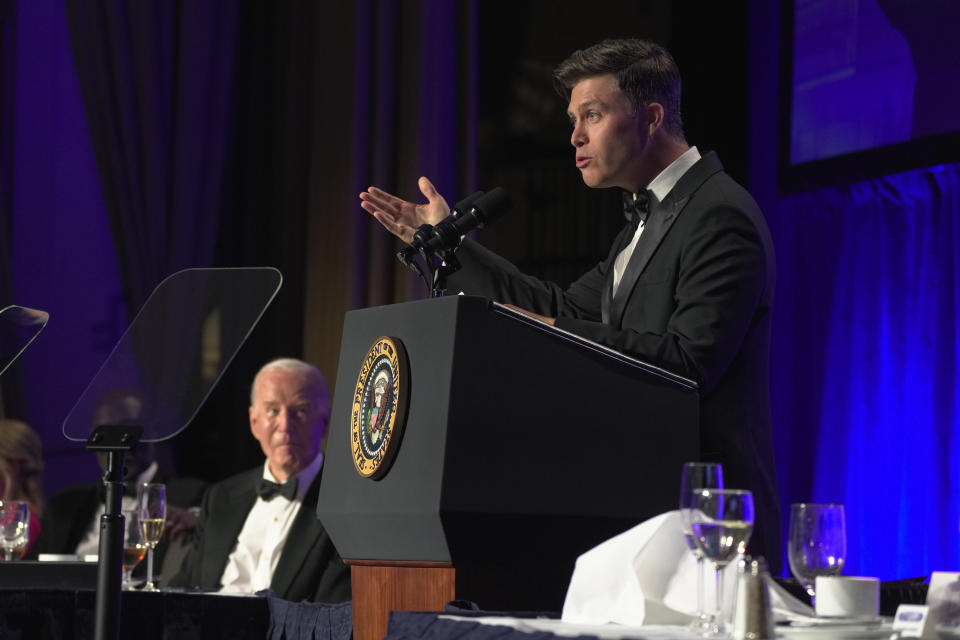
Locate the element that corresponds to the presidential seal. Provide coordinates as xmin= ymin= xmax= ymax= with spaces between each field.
xmin=350 ymin=336 xmax=409 ymax=479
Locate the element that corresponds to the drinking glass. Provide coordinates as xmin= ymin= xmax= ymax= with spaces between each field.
xmin=690 ymin=488 xmax=754 ymax=637
xmin=122 ymin=510 xmax=147 ymax=589
xmin=679 ymin=462 xmax=723 ymax=630
xmin=788 ymin=503 xmax=846 ymax=606
xmin=137 ymin=483 xmax=166 ymax=591
xmin=0 ymin=500 xmax=29 ymax=561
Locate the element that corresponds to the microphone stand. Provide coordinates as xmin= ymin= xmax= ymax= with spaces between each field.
xmin=398 ymin=187 xmax=511 ymax=296
xmin=430 ymin=250 xmax=461 ymax=297
xmin=397 ymin=223 xmax=464 ymax=297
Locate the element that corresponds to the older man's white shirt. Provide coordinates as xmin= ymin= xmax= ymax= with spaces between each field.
xmin=219 ymin=452 xmax=324 ymax=594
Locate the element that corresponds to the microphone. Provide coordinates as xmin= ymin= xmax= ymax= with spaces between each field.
xmin=398 ymin=191 xmax=483 ymax=268
xmin=450 ymin=190 xmax=486 ymax=220
xmin=397 ymin=187 xmax=511 ymax=267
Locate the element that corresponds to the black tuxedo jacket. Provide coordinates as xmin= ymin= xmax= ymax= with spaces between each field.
xmin=446 ymin=152 xmax=782 ymax=569
xmin=169 ymin=467 xmax=351 ymax=603
xmin=30 ymin=472 xmax=207 ymax=566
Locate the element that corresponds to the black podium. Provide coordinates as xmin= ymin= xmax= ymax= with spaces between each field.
xmin=317 ymin=296 xmax=699 ymax=639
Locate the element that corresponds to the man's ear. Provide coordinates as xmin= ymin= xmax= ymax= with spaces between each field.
xmin=248 ymin=405 xmax=258 ymax=435
xmin=643 ymin=102 xmax=665 ymax=135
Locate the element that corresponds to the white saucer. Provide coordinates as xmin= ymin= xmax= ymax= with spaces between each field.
xmin=788 ymin=616 xmax=884 ymax=627
xmin=778 ymin=624 xmax=892 ymax=639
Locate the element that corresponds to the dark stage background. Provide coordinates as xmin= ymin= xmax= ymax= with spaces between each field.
xmin=0 ymin=0 xmax=957 ymax=581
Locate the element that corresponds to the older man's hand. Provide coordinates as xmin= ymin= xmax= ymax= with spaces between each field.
xmin=164 ymin=504 xmax=199 ymax=542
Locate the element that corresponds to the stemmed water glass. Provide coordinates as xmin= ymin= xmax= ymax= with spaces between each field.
xmin=137 ymin=483 xmax=166 ymax=591
xmin=0 ymin=500 xmax=29 ymax=561
xmin=689 ymin=488 xmax=754 ymax=637
xmin=122 ymin=509 xmax=147 ymax=589
xmin=788 ymin=503 xmax=846 ymax=606
xmin=679 ymin=462 xmax=723 ymax=630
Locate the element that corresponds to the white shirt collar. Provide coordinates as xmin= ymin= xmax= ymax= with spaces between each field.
xmin=262 ymin=451 xmax=324 ymax=500
xmin=644 ymin=146 xmax=701 ymax=204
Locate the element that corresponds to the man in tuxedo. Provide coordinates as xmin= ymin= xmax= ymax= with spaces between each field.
xmin=170 ymin=358 xmax=350 ymax=602
xmin=359 ymin=39 xmax=781 ymax=569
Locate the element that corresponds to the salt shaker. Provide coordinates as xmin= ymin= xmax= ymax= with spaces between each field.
xmin=732 ymin=555 xmax=775 ymax=640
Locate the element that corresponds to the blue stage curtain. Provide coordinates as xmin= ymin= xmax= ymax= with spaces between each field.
xmin=771 ymin=163 xmax=960 ymax=578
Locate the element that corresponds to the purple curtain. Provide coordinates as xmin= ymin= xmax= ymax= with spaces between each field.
xmin=0 ymin=0 xmax=22 ymax=417
xmin=0 ymin=1 xmax=12 ymax=285
xmin=348 ymin=0 xmax=478 ymax=307
xmin=64 ymin=0 xmax=239 ymax=311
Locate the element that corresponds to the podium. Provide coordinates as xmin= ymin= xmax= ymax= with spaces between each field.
xmin=317 ymin=296 xmax=698 ymax=640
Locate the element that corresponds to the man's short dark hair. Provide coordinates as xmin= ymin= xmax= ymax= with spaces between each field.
xmin=553 ymin=38 xmax=684 ymax=139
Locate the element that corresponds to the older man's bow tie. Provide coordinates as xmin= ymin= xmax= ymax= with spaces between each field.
xmin=623 ymin=190 xmax=653 ymax=227
xmin=256 ymin=477 xmax=298 ymax=501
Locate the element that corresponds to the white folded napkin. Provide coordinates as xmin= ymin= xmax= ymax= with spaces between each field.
xmin=561 ymin=510 xmax=814 ymax=626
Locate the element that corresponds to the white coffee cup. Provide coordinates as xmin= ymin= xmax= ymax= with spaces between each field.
xmin=815 ymin=576 xmax=880 ymax=618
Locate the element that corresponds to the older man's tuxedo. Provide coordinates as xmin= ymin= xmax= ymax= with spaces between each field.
xmin=169 ymin=467 xmax=350 ymax=603
xmin=446 ymin=152 xmax=782 ymax=569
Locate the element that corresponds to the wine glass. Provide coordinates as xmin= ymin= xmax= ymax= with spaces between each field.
xmin=788 ymin=503 xmax=846 ymax=606
xmin=690 ymin=488 xmax=754 ymax=637
xmin=0 ymin=500 xmax=29 ymax=561
xmin=137 ymin=483 xmax=166 ymax=591
xmin=122 ymin=510 xmax=147 ymax=589
xmin=679 ymin=462 xmax=723 ymax=630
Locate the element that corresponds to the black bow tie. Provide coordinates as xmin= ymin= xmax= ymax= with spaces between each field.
xmin=623 ymin=190 xmax=653 ymax=227
xmin=255 ymin=477 xmax=298 ymax=501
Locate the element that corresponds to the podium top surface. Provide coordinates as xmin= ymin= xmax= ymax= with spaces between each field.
xmin=487 ymin=300 xmax=697 ymax=391
xmin=343 ymin=296 xmax=697 ymax=390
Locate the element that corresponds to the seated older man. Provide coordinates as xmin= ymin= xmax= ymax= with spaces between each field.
xmin=171 ymin=358 xmax=350 ymax=602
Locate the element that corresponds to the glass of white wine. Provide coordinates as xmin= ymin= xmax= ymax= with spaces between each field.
xmin=122 ymin=510 xmax=147 ymax=589
xmin=0 ymin=500 xmax=29 ymax=561
xmin=137 ymin=483 xmax=166 ymax=592
xmin=679 ymin=462 xmax=723 ymax=631
xmin=690 ymin=488 xmax=754 ymax=637
xmin=788 ymin=503 xmax=846 ymax=606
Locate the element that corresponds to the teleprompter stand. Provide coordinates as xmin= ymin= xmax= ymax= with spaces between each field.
xmin=85 ymin=425 xmax=143 ymax=640
xmin=61 ymin=268 xmax=283 ymax=640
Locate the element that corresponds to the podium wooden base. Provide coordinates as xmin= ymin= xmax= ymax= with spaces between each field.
xmin=348 ymin=560 xmax=456 ymax=640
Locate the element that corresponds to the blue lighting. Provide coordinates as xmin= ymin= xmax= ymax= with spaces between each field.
xmin=788 ymin=162 xmax=960 ymax=579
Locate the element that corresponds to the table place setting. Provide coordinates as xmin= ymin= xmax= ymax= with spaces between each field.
xmin=556 ymin=462 xmax=905 ymax=639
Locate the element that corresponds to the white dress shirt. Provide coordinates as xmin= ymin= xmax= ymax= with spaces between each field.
xmin=218 ymin=452 xmax=324 ymax=594
xmin=612 ymin=146 xmax=702 ymax=296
